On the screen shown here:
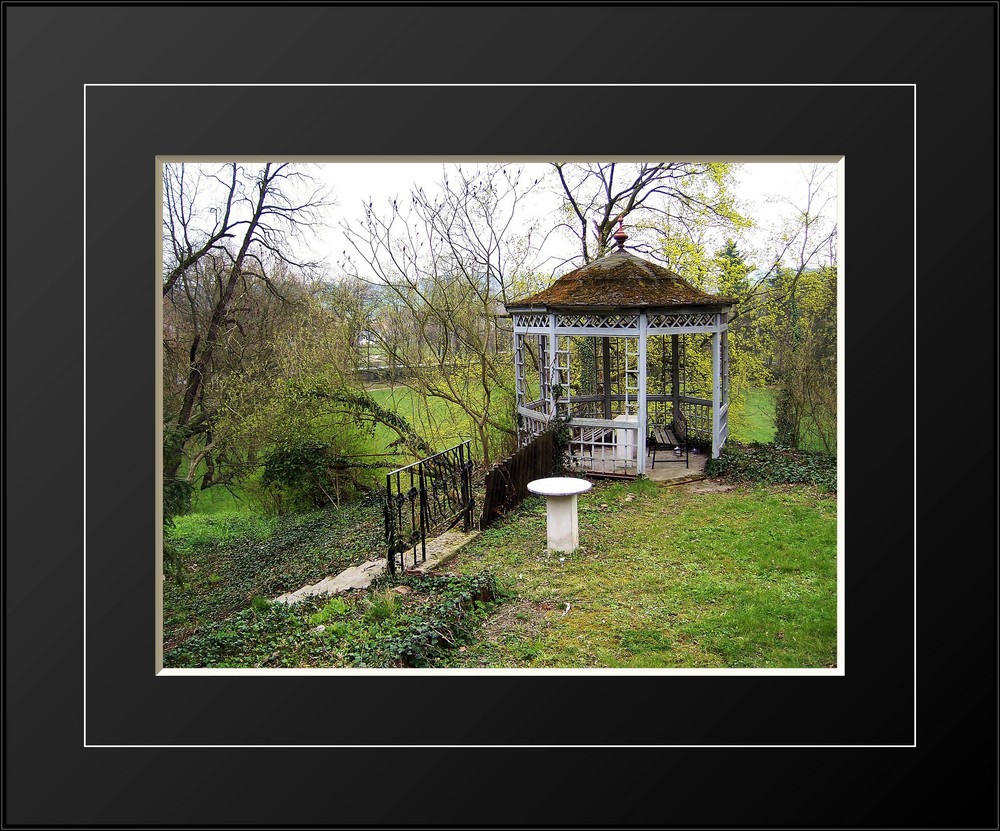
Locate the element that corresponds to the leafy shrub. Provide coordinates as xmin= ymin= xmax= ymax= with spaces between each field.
xmin=163 ymin=476 xmax=194 ymax=522
xmin=162 ymin=476 xmax=194 ymax=583
xmin=164 ymin=570 xmax=510 ymax=669
xmin=551 ymin=414 xmax=574 ymax=475
xmin=261 ymin=432 xmax=384 ymax=514
xmin=361 ymin=590 xmax=399 ymax=624
xmin=705 ymin=441 xmax=837 ymax=492
xmin=308 ymin=596 xmax=350 ymax=627
xmin=262 ymin=440 xmax=347 ymax=511
xmin=385 ymin=571 xmax=508 ymax=667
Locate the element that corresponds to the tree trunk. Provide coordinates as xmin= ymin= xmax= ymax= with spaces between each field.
xmin=164 ymin=165 xmax=272 ymax=480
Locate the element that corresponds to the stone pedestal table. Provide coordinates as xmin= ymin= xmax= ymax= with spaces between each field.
xmin=527 ymin=477 xmax=593 ymax=553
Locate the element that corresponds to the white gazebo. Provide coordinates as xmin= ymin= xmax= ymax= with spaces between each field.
xmin=506 ymin=224 xmax=734 ymax=477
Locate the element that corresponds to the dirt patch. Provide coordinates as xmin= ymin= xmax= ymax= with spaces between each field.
xmin=478 ymin=599 xmax=551 ymax=639
xmin=679 ymin=479 xmax=737 ymax=494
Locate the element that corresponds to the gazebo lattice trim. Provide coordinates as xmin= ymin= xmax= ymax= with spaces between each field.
xmin=647 ymin=311 xmax=719 ymax=329
xmin=555 ymin=313 xmax=639 ymax=330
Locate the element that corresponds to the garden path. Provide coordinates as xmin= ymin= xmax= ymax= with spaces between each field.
xmin=273 ymin=526 xmax=481 ymax=604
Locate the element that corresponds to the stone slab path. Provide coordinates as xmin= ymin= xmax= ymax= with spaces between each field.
xmin=644 ymin=449 xmax=709 ymax=483
xmin=273 ymin=527 xmax=481 ymax=605
xmin=274 ymin=558 xmax=386 ymax=605
xmin=407 ymin=527 xmax=481 ymax=574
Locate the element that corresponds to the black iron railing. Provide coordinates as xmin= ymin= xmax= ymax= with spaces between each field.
xmin=384 ymin=440 xmax=474 ymax=575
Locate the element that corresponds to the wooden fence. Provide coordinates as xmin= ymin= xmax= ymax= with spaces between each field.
xmin=479 ymin=429 xmax=556 ymax=530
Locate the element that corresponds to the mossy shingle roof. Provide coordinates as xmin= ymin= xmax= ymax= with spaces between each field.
xmin=508 ymin=250 xmax=734 ymax=311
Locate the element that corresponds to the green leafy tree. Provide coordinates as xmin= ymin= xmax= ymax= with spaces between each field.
xmin=648 ymin=225 xmax=760 ymax=440
xmin=210 ymin=294 xmax=435 ymax=512
xmin=762 ymin=166 xmax=838 ymax=451
xmin=771 ymin=265 xmax=837 ymax=451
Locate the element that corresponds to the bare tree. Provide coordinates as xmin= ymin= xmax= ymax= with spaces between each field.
xmin=162 ymin=162 xmax=330 ymax=483
xmin=739 ymin=163 xmax=838 ymax=320
xmin=551 ymin=161 xmax=744 ymax=264
xmin=162 ymin=163 xmax=238 ymax=297
xmin=341 ymin=164 xmax=541 ymax=464
xmin=759 ymin=165 xmax=838 ymax=450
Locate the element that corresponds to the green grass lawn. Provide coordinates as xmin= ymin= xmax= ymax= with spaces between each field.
xmin=449 ymin=477 xmax=837 ymax=668
xmin=736 ymin=387 xmax=777 ymax=444
xmin=731 ymin=387 xmax=833 ymax=453
xmin=165 ymin=477 xmax=837 ymax=669
xmin=366 ymin=384 xmax=471 ymax=452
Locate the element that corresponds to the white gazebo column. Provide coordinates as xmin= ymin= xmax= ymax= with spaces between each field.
xmin=720 ymin=325 xmax=730 ymax=452
xmin=547 ymin=313 xmax=557 ymax=419
xmin=514 ymin=332 xmax=525 ymax=410
xmin=637 ymin=312 xmax=648 ymax=474
xmin=671 ymin=333 xmax=681 ymax=421
xmin=711 ymin=321 xmax=722 ymax=458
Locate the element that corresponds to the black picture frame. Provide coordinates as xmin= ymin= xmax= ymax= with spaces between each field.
xmin=6 ymin=4 xmax=996 ymax=829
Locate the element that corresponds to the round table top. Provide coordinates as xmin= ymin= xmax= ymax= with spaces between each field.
xmin=527 ymin=477 xmax=593 ymax=497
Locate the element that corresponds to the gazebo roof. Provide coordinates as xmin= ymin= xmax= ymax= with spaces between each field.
xmin=508 ymin=249 xmax=734 ymax=311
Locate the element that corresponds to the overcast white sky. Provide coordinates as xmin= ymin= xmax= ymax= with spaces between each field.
xmin=308 ymin=160 xmax=838 ymax=276
xmin=166 ymin=160 xmax=839 ymax=279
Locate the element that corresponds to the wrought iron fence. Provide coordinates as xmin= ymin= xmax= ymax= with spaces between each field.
xmin=384 ymin=440 xmax=474 ymax=575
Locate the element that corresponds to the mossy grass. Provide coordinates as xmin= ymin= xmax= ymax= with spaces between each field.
xmin=449 ymin=477 xmax=837 ymax=668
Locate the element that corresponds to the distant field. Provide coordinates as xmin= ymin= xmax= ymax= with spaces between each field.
xmin=366 ymin=384 xmax=471 ymax=452
xmin=731 ymin=387 xmax=833 ymax=453
xmin=735 ymin=387 xmax=777 ymax=444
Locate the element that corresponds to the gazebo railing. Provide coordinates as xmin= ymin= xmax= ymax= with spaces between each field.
xmin=517 ymin=397 xmax=712 ymax=469
xmin=567 ymin=396 xmax=631 ymax=420
xmin=517 ymin=404 xmax=549 ymax=444
xmin=646 ymin=397 xmax=713 ymax=443
xmin=567 ymin=395 xmax=713 ymax=444
xmin=564 ymin=417 xmax=640 ymax=478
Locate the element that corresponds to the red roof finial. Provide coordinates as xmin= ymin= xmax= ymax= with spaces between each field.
xmin=612 ymin=216 xmax=628 ymax=251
